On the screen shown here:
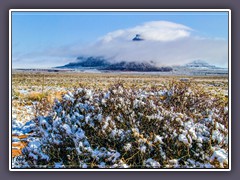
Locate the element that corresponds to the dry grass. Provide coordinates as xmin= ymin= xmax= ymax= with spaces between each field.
xmin=12 ymin=135 xmax=28 ymax=157
xmin=12 ymin=72 xmax=229 ymax=168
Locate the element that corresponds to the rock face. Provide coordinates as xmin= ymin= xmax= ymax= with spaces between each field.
xmin=132 ymin=34 xmax=144 ymax=41
xmin=57 ymin=56 xmax=172 ymax=72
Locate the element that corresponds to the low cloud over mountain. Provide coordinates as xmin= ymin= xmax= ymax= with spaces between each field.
xmin=76 ymin=21 xmax=228 ymax=68
xmin=13 ymin=21 xmax=228 ymax=69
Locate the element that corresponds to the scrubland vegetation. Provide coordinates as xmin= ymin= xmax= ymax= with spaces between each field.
xmin=12 ymin=72 xmax=229 ymax=169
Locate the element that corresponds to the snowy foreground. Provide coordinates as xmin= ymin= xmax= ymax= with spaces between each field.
xmin=12 ymin=81 xmax=228 ymax=169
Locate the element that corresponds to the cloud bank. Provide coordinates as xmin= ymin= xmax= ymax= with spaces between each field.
xmin=13 ymin=21 xmax=228 ymax=68
xmin=78 ymin=21 xmax=228 ymax=68
xmin=100 ymin=21 xmax=192 ymax=43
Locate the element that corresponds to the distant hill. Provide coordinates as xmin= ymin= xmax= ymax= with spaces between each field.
xmin=58 ymin=56 xmax=111 ymax=69
xmin=57 ymin=57 xmax=226 ymax=74
xmin=184 ymin=60 xmax=217 ymax=68
xmin=103 ymin=61 xmax=172 ymax=72
xmin=57 ymin=56 xmax=173 ymax=72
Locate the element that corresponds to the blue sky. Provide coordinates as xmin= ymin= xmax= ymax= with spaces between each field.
xmin=12 ymin=11 xmax=229 ymax=68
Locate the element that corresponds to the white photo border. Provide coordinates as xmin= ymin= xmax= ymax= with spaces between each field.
xmin=9 ymin=9 xmax=231 ymax=171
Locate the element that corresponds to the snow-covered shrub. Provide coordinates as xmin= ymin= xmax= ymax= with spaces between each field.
xmin=14 ymin=81 xmax=228 ymax=168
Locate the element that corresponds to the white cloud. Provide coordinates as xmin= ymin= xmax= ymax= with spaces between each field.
xmin=100 ymin=21 xmax=192 ymax=42
xmin=78 ymin=21 xmax=228 ymax=68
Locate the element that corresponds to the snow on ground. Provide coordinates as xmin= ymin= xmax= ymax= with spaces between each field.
xmin=12 ymin=73 xmax=228 ymax=169
xmin=11 ymin=80 xmax=228 ymax=169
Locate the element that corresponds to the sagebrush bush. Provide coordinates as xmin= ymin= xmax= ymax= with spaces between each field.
xmin=13 ymin=81 xmax=228 ymax=168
